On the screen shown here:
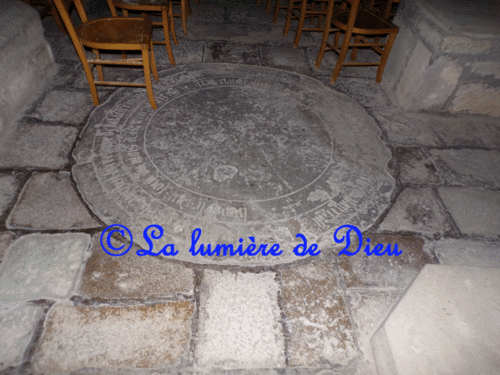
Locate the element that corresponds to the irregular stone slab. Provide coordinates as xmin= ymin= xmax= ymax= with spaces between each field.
xmin=394 ymin=147 xmax=443 ymax=185
xmin=259 ymin=46 xmax=313 ymax=75
xmin=197 ymin=270 xmax=285 ymax=369
xmin=7 ymin=172 xmax=101 ymax=230
xmin=0 ymin=231 xmax=15 ymax=262
xmin=72 ymin=64 xmax=395 ymax=266
xmin=0 ymin=301 xmax=45 ymax=370
xmin=438 ymin=188 xmax=500 ymax=238
xmin=449 ymin=84 xmax=500 ymax=118
xmin=379 ymin=188 xmax=456 ymax=237
xmin=205 ymin=42 xmax=260 ymax=64
xmin=34 ymin=301 xmax=194 ymax=373
xmin=0 ymin=173 xmax=22 ymax=218
xmin=154 ymin=41 xmax=205 ymax=66
xmin=280 ymin=260 xmax=357 ymax=367
xmin=31 ymin=90 xmax=94 ymax=125
xmin=430 ymin=149 xmax=500 ymax=189
xmin=0 ymin=233 xmax=90 ymax=301
xmin=0 ymin=124 xmax=78 ymax=169
xmin=79 ymin=232 xmax=194 ymax=299
xmin=371 ymin=265 xmax=500 ymax=375
xmin=425 ymin=238 xmax=500 ymax=268
xmin=333 ymin=77 xmax=394 ymax=109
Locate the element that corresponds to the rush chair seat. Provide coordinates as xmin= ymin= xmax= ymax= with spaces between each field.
xmin=107 ymin=0 xmax=176 ymax=65
xmin=52 ymin=0 xmax=160 ymax=109
xmin=315 ymin=0 xmax=399 ymax=84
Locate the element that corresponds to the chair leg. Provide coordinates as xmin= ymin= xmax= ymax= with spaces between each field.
xmin=150 ymin=42 xmax=159 ymax=82
xmin=315 ymin=0 xmax=334 ymax=68
xmin=265 ymin=0 xmax=272 ymax=14
xmin=186 ymin=0 xmax=192 ymax=15
xmin=351 ymin=34 xmax=360 ymax=61
xmin=293 ymin=0 xmax=307 ymax=48
xmin=330 ymin=31 xmax=352 ymax=84
xmin=273 ymin=0 xmax=281 ymax=23
xmin=283 ymin=0 xmax=295 ymax=36
xmin=142 ymin=49 xmax=157 ymax=109
xmin=181 ymin=0 xmax=188 ymax=34
xmin=93 ymin=49 xmax=105 ymax=81
xmin=376 ymin=31 xmax=397 ymax=83
xmin=162 ymin=6 xmax=176 ymax=65
xmin=169 ymin=1 xmax=178 ymax=45
xmin=81 ymin=62 xmax=99 ymax=106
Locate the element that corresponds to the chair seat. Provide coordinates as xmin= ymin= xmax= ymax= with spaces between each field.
xmin=77 ymin=17 xmax=152 ymax=49
xmin=333 ymin=9 xmax=396 ymax=34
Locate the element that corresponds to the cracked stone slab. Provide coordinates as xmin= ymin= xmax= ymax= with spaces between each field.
xmin=34 ymin=301 xmax=194 ymax=373
xmin=430 ymin=149 xmax=500 ymax=189
xmin=438 ymin=188 xmax=500 ymax=238
xmin=280 ymin=260 xmax=357 ymax=367
xmin=7 ymin=171 xmax=101 ymax=230
xmin=0 ymin=173 xmax=23 ymax=218
xmin=0 ymin=124 xmax=78 ymax=169
xmin=393 ymin=147 xmax=443 ymax=185
xmin=378 ymin=188 xmax=456 ymax=237
xmin=371 ymin=265 xmax=500 ymax=375
xmin=79 ymin=232 xmax=195 ymax=299
xmin=31 ymin=90 xmax=94 ymax=125
xmin=72 ymin=63 xmax=395 ymax=266
xmin=259 ymin=46 xmax=313 ymax=75
xmin=337 ymin=234 xmax=434 ymax=289
xmin=197 ymin=270 xmax=285 ymax=369
xmin=0 ymin=301 xmax=45 ymax=370
xmin=205 ymin=42 xmax=260 ymax=64
xmin=0 ymin=233 xmax=90 ymax=301
xmin=425 ymin=238 xmax=500 ymax=268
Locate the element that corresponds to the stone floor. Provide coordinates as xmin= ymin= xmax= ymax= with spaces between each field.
xmin=1 ymin=0 xmax=500 ymax=374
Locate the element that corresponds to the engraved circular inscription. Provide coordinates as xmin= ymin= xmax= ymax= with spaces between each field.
xmin=73 ymin=64 xmax=395 ymax=266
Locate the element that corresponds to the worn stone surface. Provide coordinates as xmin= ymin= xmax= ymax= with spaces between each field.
xmin=394 ymin=147 xmax=442 ymax=185
xmin=7 ymin=171 xmax=101 ymax=230
xmin=0 ymin=124 xmax=78 ymax=169
xmin=79 ymin=232 xmax=195 ymax=299
xmin=425 ymin=238 xmax=500 ymax=268
xmin=205 ymin=42 xmax=260 ymax=64
xmin=0 ymin=232 xmax=15 ymax=262
xmin=336 ymin=234 xmax=434 ymax=289
xmin=34 ymin=301 xmax=194 ymax=373
xmin=0 ymin=233 xmax=90 ymax=301
xmin=0 ymin=173 xmax=22 ymax=218
xmin=280 ymin=260 xmax=357 ymax=367
xmin=30 ymin=90 xmax=94 ymax=125
xmin=379 ymin=188 xmax=456 ymax=237
xmin=371 ymin=265 xmax=500 ymax=375
xmin=333 ymin=77 xmax=394 ymax=109
xmin=441 ymin=36 xmax=492 ymax=54
xmin=438 ymin=188 xmax=500 ymax=238
xmin=155 ymin=41 xmax=205 ymax=66
xmin=197 ymin=270 xmax=284 ymax=369
xmin=0 ymin=301 xmax=45 ymax=370
xmin=471 ymin=61 xmax=500 ymax=79
xmin=73 ymin=64 xmax=395 ymax=266
xmin=259 ymin=46 xmax=312 ymax=75
xmin=448 ymin=84 xmax=500 ymax=118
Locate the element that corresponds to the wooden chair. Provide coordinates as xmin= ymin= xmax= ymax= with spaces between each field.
xmin=52 ymin=0 xmax=160 ymax=109
xmin=107 ymin=0 xmax=176 ymax=65
xmin=315 ymin=0 xmax=399 ymax=83
xmin=273 ymin=0 xmax=292 ymax=23
xmin=170 ymin=0 xmax=192 ymax=34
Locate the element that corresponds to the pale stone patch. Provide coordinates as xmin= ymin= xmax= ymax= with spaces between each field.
xmin=449 ymin=84 xmax=500 ymax=117
xmin=471 ymin=61 xmax=500 ymax=79
xmin=425 ymin=238 xmax=500 ymax=268
xmin=197 ymin=270 xmax=285 ymax=369
xmin=441 ymin=36 xmax=492 ymax=54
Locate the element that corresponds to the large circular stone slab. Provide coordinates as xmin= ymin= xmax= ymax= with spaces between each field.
xmin=73 ymin=64 xmax=395 ymax=266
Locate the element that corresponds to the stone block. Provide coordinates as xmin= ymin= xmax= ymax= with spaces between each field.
xmin=0 ymin=173 xmax=22 ymax=218
xmin=0 ymin=232 xmax=15 ymax=262
xmin=31 ymin=90 xmax=94 ymax=125
xmin=471 ymin=61 xmax=500 ymax=79
xmin=259 ymin=46 xmax=312 ymax=75
xmin=34 ymin=302 xmax=194 ymax=372
xmin=371 ymin=265 xmax=500 ymax=375
xmin=205 ymin=42 xmax=260 ymax=65
xmin=394 ymin=147 xmax=442 ymax=185
xmin=0 ymin=233 xmax=90 ymax=301
xmin=425 ymin=238 xmax=500 ymax=268
xmin=448 ymin=84 xmax=500 ymax=117
xmin=441 ymin=36 xmax=492 ymax=54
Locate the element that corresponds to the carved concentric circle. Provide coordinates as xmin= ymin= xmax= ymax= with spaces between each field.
xmin=73 ymin=64 xmax=395 ymax=265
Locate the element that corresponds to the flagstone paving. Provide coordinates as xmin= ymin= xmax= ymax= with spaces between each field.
xmin=0 ymin=0 xmax=499 ymax=373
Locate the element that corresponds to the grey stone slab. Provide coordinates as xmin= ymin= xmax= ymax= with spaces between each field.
xmin=205 ymin=42 xmax=260 ymax=64
xmin=378 ymin=188 xmax=456 ymax=237
xmin=259 ymin=45 xmax=313 ymax=75
xmin=34 ymin=301 xmax=194 ymax=373
xmin=430 ymin=149 xmax=500 ymax=189
xmin=0 ymin=301 xmax=45 ymax=370
xmin=438 ymin=188 xmax=500 ymax=238
xmin=78 ymin=232 xmax=195 ymax=299
xmin=155 ymin=41 xmax=205 ymax=66
xmin=31 ymin=90 xmax=94 ymax=125
xmin=371 ymin=265 xmax=500 ymax=375
xmin=7 ymin=171 xmax=101 ymax=230
xmin=0 ymin=124 xmax=78 ymax=169
xmin=46 ymin=61 xmax=80 ymax=89
xmin=280 ymin=260 xmax=357 ymax=367
xmin=0 ymin=173 xmax=22 ymax=218
xmin=197 ymin=270 xmax=285 ymax=369
xmin=0 ymin=232 xmax=15 ymax=262
xmin=449 ymin=84 xmax=500 ymax=118
xmin=394 ymin=147 xmax=443 ymax=185
xmin=186 ymin=4 xmax=226 ymax=23
xmin=425 ymin=238 xmax=500 ymax=268
xmin=0 ymin=233 xmax=90 ymax=301
xmin=227 ymin=8 xmax=282 ymax=26
xmin=337 ymin=234 xmax=434 ymax=289
xmin=333 ymin=77 xmax=394 ymax=109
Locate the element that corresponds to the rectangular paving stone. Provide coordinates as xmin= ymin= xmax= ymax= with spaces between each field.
xmin=0 ymin=301 xmax=45 ymax=370
xmin=280 ymin=260 xmax=357 ymax=367
xmin=79 ymin=233 xmax=195 ymax=299
xmin=259 ymin=45 xmax=313 ymax=75
xmin=438 ymin=188 xmax=500 ymax=238
xmin=0 ymin=124 xmax=78 ymax=169
xmin=34 ymin=301 xmax=194 ymax=373
xmin=0 ymin=233 xmax=90 ymax=301
xmin=197 ymin=270 xmax=285 ymax=369
xmin=7 ymin=171 xmax=101 ymax=230
xmin=205 ymin=42 xmax=260 ymax=64
xmin=425 ymin=238 xmax=500 ymax=268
